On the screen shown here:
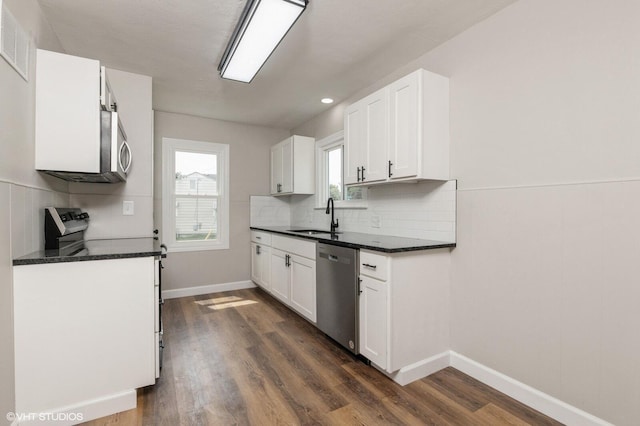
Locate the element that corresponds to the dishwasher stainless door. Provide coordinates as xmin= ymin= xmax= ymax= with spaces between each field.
xmin=316 ymin=243 xmax=359 ymax=354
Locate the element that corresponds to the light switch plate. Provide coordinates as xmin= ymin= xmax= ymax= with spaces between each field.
xmin=371 ymin=214 xmax=381 ymax=228
xmin=123 ymin=200 xmax=134 ymax=216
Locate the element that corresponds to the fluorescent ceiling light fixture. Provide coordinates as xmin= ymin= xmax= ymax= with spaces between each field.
xmin=321 ymin=98 xmax=334 ymax=104
xmin=218 ymin=0 xmax=308 ymax=83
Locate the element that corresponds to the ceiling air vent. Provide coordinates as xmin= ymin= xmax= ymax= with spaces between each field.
xmin=0 ymin=0 xmax=30 ymax=81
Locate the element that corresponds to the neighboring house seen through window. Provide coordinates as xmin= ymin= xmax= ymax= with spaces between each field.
xmin=162 ymin=138 xmax=229 ymax=252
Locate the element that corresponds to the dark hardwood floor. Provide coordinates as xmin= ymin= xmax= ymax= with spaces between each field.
xmin=83 ymin=288 xmax=563 ymax=425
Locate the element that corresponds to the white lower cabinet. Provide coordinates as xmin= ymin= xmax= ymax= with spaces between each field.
xmin=289 ymin=254 xmax=316 ymax=322
xmin=250 ymin=230 xmax=272 ymax=292
xmin=359 ymin=275 xmax=388 ymax=368
xmin=358 ymin=248 xmax=450 ymax=382
xmin=13 ymin=257 xmax=156 ymax=418
xmin=251 ymin=242 xmax=271 ymax=291
xmin=251 ymin=232 xmax=317 ymax=323
xmin=270 ymin=248 xmax=291 ymax=304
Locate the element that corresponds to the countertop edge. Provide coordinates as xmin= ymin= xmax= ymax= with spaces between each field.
xmin=250 ymin=226 xmax=456 ymax=253
xmin=13 ymin=250 xmax=162 ymax=266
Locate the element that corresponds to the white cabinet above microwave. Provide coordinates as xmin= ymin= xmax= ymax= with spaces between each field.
xmin=35 ymin=49 xmax=131 ymax=183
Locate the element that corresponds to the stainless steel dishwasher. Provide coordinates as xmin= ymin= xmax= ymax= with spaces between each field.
xmin=316 ymin=243 xmax=359 ymax=355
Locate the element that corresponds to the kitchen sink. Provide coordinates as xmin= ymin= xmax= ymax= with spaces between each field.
xmin=288 ymin=229 xmax=342 ymax=235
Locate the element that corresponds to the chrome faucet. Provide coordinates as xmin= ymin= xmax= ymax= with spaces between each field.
xmin=325 ymin=197 xmax=339 ymax=234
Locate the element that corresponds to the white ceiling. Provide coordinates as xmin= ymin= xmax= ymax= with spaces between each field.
xmin=37 ymin=0 xmax=515 ymax=130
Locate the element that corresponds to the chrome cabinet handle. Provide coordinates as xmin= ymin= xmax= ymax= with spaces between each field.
xmin=357 ymin=167 xmax=361 ymax=182
xmin=362 ymin=263 xmax=377 ymax=270
xmin=388 ymin=160 xmax=393 ymax=177
xmin=361 ymin=166 xmax=366 ymax=181
xmin=256 ymin=245 xmax=261 ymax=255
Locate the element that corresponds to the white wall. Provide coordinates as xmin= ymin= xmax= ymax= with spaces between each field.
xmin=293 ymin=0 xmax=640 ymax=424
xmin=154 ymin=111 xmax=290 ymax=291
xmin=69 ymin=69 xmax=154 ymax=240
xmin=0 ymin=184 xmax=11 ymax=426
xmin=430 ymin=1 xmax=640 ymax=424
xmin=0 ymin=0 xmax=65 ymax=423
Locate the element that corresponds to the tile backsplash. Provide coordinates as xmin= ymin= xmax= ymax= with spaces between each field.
xmin=251 ymin=180 xmax=456 ymax=242
xmin=10 ymin=184 xmax=69 ymax=258
xmin=250 ymin=195 xmax=291 ymax=227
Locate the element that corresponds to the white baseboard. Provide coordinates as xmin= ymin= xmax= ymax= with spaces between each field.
xmin=15 ymin=390 xmax=136 ymax=426
xmin=162 ymin=280 xmax=256 ymax=300
xmin=449 ymin=351 xmax=612 ymax=426
xmin=387 ymin=351 xmax=450 ymax=386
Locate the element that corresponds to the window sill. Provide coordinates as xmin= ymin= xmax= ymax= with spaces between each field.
xmin=165 ymin=243 xmax=229 ymax=253
xmin=314 ymin=201 xmax=368 ymax=210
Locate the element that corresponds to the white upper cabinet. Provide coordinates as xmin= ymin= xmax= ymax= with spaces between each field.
xmin=345 ymin=69 xmax=450 ymax=186
xmin=345 ymin=88 xmax=388 ymax=185
xmin=270 ymin=135 xmax=315 ymax=196
xmin=35 ymin=49 xmax=118 ymax=173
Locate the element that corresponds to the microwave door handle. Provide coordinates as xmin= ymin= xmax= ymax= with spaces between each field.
xmin=119 ymin=140 xmax=132 ymax=174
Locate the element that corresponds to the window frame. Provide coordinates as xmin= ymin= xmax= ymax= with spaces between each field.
xmin=162 ymin=137 xmax=230 ymax=252
xmin=315 ymin=131 xmax=367 ymax=209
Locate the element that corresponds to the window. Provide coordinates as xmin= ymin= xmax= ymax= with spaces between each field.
xmin=316 ymin=131 xmax=366 ymax=208
xmin=162 ymin=138 xmax=229 ymax=252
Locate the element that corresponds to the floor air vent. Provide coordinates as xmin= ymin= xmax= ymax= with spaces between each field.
xmin=0 ymin=0 xmax=30 ymax=81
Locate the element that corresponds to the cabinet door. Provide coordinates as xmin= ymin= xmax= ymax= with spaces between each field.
xmin=344 ymin=103 xmax=363 ymax=185
xmin=359 ymin=275 xmax=387 ymax=369
xmin=289 ymin=254 xmax=316 ymax=323
xmin=362 ymin=89 xmax=388 ymax=183
xmin=388 ymin=72 xmax=419 ymax=179
xmin=251 ymin=243 xmax=271 ymax=291
xmin=270 ymin=248 xmax=290 ymax=303
xmin=270 ymin=144 xmax=283 ymax=194
xmin=259 ymin=245 xmax=271 ymax=291
xmin=281 ymin=137 xmax=294 ymax=193
xmin=35 ymin=49 xmax=102 ymax=173
xmin=251 ymin=242 xmax=261 ymax=285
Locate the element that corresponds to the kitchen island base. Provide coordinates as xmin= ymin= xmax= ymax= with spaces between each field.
xmin=13 ymin=257 xmax=156 ymax=425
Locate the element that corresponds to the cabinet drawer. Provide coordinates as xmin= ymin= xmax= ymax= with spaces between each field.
xmin=359 ymin=250 xmax=389 ymax=281
xmin=272 ymin=235 xmax=316 ymax=260
xmin=251 ymin=230 xmax=272 ymax=246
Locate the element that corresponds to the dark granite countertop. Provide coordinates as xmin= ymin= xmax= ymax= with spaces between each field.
xmin=250 ymin=226 xmax=455 ymax=253
xmin=13 ymin=238 xmax=164 ymax=266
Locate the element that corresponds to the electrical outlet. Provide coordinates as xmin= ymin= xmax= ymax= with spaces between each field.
xmin=371 ymin=215 xmax=381 ymax=228
xmin=123 ymin=200 xmax=134 ymax=216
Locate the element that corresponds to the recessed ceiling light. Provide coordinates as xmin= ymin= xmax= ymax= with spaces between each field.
xmin=321 ymin=98 xmax=334 ymax=104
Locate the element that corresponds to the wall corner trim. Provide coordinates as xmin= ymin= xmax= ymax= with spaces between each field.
xmin=162 ymin=280 xmax=255 ymax=300
xmin=449 ymin=351 xmax=613 ymax=426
